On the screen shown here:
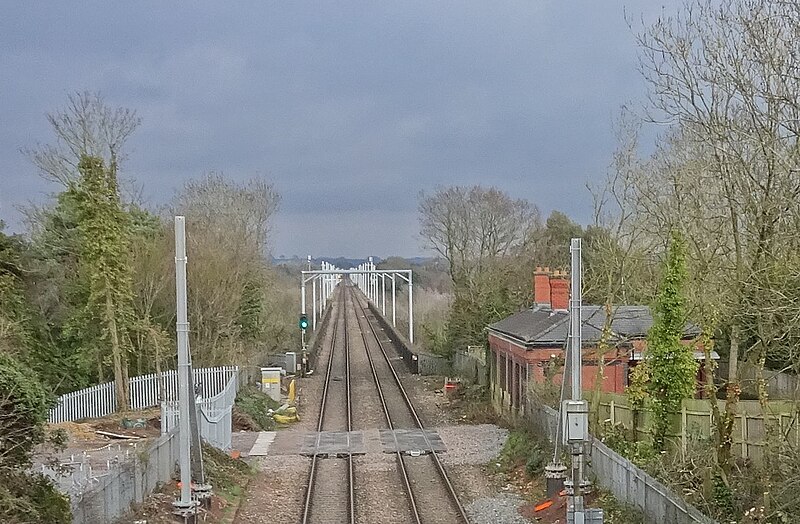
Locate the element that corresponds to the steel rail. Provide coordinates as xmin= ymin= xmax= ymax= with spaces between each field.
xmin=350 ymin=285 xmax=470 ymax=524
xmin=301 ymin=289 xmax=355 ymax=524
xmin=348 ymin=284 xmax=422 ymax=524
xmin=344 ymin=289 xmax=355 ymax=522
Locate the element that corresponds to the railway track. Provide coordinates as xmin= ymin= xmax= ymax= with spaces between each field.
xmin=302 ymin=283 xmax=468 ymax=524
xmin=301 ymin=292 xmax=354 ymax=524
xmin=349 ymin=284 xmax=469 ymax=524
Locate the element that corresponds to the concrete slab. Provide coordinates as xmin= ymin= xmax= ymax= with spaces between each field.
xmin=300 ymin=431 xmax=366 ymax=456
xmin=379 ymin=429 xmax=447 ymax=454
xmin=248 ymin=431 xmax=277 ymax=456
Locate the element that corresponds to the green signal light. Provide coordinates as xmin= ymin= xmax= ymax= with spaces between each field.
xmin=299 ymin=314 xmax=309 ymax=330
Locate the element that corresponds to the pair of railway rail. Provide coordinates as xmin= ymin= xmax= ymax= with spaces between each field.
xmin=301 ymin=284 xmax=469 ymax=524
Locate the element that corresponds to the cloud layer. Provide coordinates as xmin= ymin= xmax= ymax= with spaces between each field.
xmin=0 ymin=1 xmax=679 ymax=257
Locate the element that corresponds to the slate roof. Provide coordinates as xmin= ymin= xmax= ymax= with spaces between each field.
xmin=487 ymin=304 xmax=701 ymax=347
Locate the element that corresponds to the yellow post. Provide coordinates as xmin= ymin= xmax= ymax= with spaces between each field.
xmin=288 ymin=379 xmax=296 ymax=405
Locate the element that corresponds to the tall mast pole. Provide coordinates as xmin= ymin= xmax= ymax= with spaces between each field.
xmin=173 ymin=217 xmax=198 ymax=518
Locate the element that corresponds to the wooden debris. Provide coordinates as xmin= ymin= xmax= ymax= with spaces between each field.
xmin=96 ymin=430 xmax=142 ymax=440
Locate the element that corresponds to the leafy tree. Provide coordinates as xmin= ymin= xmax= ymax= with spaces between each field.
xmin=534 ymin=211 xmax=583 ymax=269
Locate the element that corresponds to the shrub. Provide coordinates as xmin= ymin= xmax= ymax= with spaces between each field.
xmin=234 ymin=386 xmax=280 ymax=431
xmin=0 ymin=354 xmax=70 ymax=522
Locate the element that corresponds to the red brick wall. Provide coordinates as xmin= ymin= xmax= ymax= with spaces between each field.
xmin=488 ymin=333 xmax=629 ymax=394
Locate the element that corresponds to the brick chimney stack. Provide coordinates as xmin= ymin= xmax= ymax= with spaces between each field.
xmin=549 ymin=270 xmax=570 ymax=311
xmin=533 ymin=266 xmax=551 ymax=307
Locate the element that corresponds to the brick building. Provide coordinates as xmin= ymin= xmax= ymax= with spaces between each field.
xmin=487 ymin=267 xmax=713 ymax=415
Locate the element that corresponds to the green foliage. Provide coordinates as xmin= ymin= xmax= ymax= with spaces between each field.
xmin=598 ymin=420 xmax=656 ymax=465
xmin=237 ymin=281 xmax=265 ymax=340
xmin=0 ymin=472 xmax=71 ymax=524
xmin=524 ymin=446 xmax=543 ymax=477
xmin=494 ymin=430 xmax=545 ymax=479
xmin=74 ymin=156 xmax=137 ymax=406
xmin=0 ymin=354 xmax=70 ymax=523
xmin=421 ymin=321 xmax=449 ymax=357
xmin=711 ymin=474 xmax=735 ymax=518
xmin=637 ymin=232 xmax=697 ymax=449
xmin=201 ymin=441 xmax=252 ymax=496
xmin=595 ymin=489 xmax=646 ymax=524
xmin=535 ymin=210 xmax=584 ymax=269
xmin=0 ymin=353 xmax=53 ymax=466
xmin=234 ymin=386 xmax=280 ymax=430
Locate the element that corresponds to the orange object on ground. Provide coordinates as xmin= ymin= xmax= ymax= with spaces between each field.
xmin=230 ymin=449 xmax=241 ymax=459
xmin=534 ymin=500 xmax=554 ymax=512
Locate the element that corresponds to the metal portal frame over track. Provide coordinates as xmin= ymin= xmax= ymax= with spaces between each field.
xmin=301 ymin=265 xmax=415 ymax=343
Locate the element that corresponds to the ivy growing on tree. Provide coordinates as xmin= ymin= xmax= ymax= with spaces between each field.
xmin=641 ymin=231 xmax=698 ymax=450
xmin=74 ymin=155 xmax=136 ymax=411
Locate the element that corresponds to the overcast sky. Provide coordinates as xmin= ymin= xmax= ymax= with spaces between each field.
xmin=0 ymin=2 xmax=680 ymax=258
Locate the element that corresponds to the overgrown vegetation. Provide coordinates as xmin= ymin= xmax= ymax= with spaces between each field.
xmin=0 ymin=353 xmax=70 ymax=523
xmin=4 ymin=93 xmax=295 ymax=398
xmin=491 ymin=429 xmax=546 ymax=479
xmin=0 ymin=92 xmax=298 ymax=521
xmin=233 ymin=386 xmax=281 ymax=431
xmin=628 ymin=232 xmax=697 ymax=450
xmin=201 ymin=442 xmax=253 ymax=515
xmin=417 ymin=187 xmax=592 ymax=357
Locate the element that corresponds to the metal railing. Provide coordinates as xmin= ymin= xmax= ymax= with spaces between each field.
xmin=523 ymin=400 xmax=713 ymax=524
xmin=48 ymin=366 xmax=238 ymax=424
xmin=161 ymin=370 xmax=238 ymax=450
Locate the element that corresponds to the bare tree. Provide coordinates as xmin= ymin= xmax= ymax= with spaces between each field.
xmin=24 ymin=91 xmax=140 ymax=187
xmin=169 ymin=173 xmax=281 ymax=366
xmin=632 ymin=0 xmax=800 ymax=481
xmin=586 ymin=114 xmax=659 ymax=425
xmin=419 ymin=185 xmax=540 ymax=284
xmin=418 ymin=185 xmax=541 ymax=351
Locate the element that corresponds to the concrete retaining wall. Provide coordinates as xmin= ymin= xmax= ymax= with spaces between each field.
xmin=366 ymin=301 xmax=419 ymax=373
xmin=71 ymin=430 xmax=179 ymax=523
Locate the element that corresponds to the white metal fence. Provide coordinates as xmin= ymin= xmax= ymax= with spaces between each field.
xmin=161 ymin=371 xmax=238 ymax=450
xmin=48 ymin=366 xmax=238 ymax=424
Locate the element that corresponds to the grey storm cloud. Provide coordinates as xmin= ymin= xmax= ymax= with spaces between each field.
xmin=0 ymin=1 xmax=682 ymax=257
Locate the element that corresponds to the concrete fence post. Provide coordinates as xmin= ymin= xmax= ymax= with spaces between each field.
xmin=742 ymin=415 xmax=748 ymax=459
